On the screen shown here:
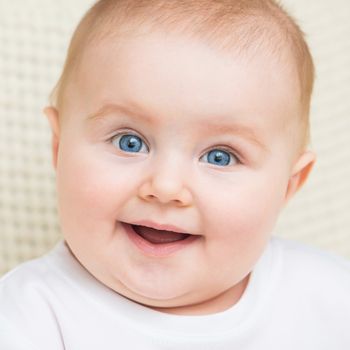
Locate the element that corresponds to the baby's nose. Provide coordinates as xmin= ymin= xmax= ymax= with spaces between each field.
xmin=137 ymin=166 xmax=193 ymax=207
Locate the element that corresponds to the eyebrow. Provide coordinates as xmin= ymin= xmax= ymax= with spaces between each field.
xmin=86 ymin=103 xmax=155 ymax=124
xmin=198 ymin=122 xmax=268 ymax=151
xmin=87 ymin=103 xmax=267 ymax=151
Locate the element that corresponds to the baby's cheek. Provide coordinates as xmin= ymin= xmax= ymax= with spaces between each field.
xmin=205 ymin=178 xmax=282 ymax=241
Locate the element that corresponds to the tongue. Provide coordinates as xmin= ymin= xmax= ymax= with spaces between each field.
xmin=133 ymin=225 xmax=189 ymax=244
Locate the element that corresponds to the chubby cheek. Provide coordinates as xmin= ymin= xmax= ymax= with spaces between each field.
xmin=200 ymin=171 xmax=288 ymax=271
xmin=55 ymin=145 xmax=139 ymax=240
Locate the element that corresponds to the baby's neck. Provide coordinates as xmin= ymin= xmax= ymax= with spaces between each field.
xmin=151 ymin=273 xmax=250 ymax=316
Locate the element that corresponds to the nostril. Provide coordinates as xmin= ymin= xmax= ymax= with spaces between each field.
xmin=147 ymin=194 xmax=156 ymax=199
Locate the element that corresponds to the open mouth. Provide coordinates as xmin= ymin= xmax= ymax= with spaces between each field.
xmin=131 ymin=224 xmax=191 ymax=245
xmin=122 ymin=221 xmax=200 ymax=256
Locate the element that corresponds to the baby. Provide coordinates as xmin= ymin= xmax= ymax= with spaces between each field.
xmin=1 ymin=0 xmax=350 ymax=349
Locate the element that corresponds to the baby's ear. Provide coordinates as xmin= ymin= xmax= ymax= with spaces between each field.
xmin=284 ymin=150 xmax=316 ymax=204
xmin=43 ymin=106 xmax=60 ymax=170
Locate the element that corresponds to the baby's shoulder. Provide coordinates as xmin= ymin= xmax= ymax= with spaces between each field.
xmin=273 ymin=237 xmax=350 ymax=272
xmin=0 ymin=249 xmax=56 ymax=300
xmin=271 ymin=237 xmax=350 ymax=297
xmin=0 ymin=250 xmax=59 ymax=322
xmin=0 ymin=243 xmax=71 ymax=349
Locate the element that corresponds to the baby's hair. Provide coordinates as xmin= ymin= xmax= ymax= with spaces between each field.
xmin=50 ymin=0 xmax=314 ymax=151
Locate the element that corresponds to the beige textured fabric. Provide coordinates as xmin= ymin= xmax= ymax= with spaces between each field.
xmin=0 ymin=0 xmax=349 ymax=276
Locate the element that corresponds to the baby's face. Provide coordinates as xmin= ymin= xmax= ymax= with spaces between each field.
xmin=48 ymin=30 xmax=309 ymax=315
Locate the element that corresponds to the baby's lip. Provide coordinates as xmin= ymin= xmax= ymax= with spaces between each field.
xmin=124 ymin=220 xmax=192 ymax=235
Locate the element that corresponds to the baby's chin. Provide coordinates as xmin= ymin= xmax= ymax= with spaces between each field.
xmin=116 ymin=287 xmax=209 ymax=315
xmin=112 ymin=275 xmax=194 ymax=306
xmin=106 ymin=272 xmax=251 ymax=316
xmin=97 ymin=272 xmax=208 ymax=314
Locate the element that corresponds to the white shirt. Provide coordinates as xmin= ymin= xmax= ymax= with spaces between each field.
xmin=1 ymin=237 xmax=350 ymax=350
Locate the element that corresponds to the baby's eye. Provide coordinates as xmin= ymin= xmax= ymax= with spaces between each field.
xmin=201 ymin=149 xmax=238 ymax=167
xmin=111 ymin=133 xmax=149 ymax=153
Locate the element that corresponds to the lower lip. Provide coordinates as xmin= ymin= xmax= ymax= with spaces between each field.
xmin=122 ymin=223 xmax=200 ymax=257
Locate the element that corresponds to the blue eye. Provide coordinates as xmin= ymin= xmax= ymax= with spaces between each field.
xmin=202 ymin=149 xmax=236 ymax=166
xmin=112 ymin=134 xmax=148 ymax=153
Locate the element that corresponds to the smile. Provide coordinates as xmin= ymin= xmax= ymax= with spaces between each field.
xmin=121 ymin=221 xmax=200 ymax=257
xmin=132 ymin=224 xmax=191 ymax=244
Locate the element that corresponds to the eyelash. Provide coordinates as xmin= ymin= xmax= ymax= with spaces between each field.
xmin=108 ymin=130 xmax=242 ymax=166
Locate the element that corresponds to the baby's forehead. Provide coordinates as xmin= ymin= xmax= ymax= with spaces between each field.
xmin=79 ymin=19 xmax=297 ymax=94
xmin=76 ymin=31 xmax=300 ymax=136
xmin=79 ymin=28 xmax=298 ymax=98
xmin=55 ymin=0 xmax=309 ymax=114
